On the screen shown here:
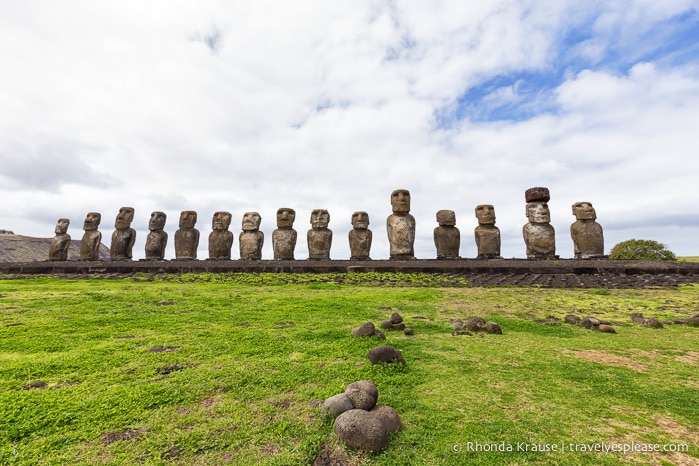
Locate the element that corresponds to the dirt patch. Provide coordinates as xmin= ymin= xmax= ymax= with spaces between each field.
xmin=157 ymin=364 xmax=185 ymax=375
xmin=101 ymin=428 xmax=144 ymax=445
xmin=675 ymin=351 xmax=699 ymax=366
xmin=260 ymin=444 xmax=283 ymax=457
xmin=565 ymin=350 xmax=647 ymax=372
xmin=312 ymin=443 xmax=353 ymax=466
xmin=22 ymin=381 xmax=48 ymax=390
xmin=161 ymin=445 xmax=181 ymax=460
xmin=148 ymin=346 xmax=180 ymax=353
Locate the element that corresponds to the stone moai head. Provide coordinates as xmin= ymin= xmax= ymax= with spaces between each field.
xmin=212 ymin=211 xmax=232 ymax=231
xmin=436 ymin=210 xmax=456 ymax=227
xmin=526 ymin=202 xmax=551 ymax=224
xmin=572 ymin=202 xmax=596 ymax=221
xmin=115 ymin=207 xmax=135 ymax=230
xmin=391 ymin=189 xmax=411 ymax=214
xmin=310 ymin=209 xmax=330 ymax=229
xmin=149 ymin=211 xmax=167 ymax=231
xmin=276 ymin=208 xmax=296 ymax=229
xmin=242 ymin=212 xmax=261 ymax=231
xmin=475 ymin=204 xmax=496 ymax=225
xmin=179 ymin=211 xmax=197 ymax=229
xmin=83 ymin=212 xmax=101 ymax=231
xmin=351 ymin=211 xmax=370 ymax=229
xmin=55 ymin=218 xmax=70 ymax=235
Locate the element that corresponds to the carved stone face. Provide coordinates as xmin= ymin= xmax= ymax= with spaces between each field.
xmin=179 ymin=211 xmax=197 ymax=229
xmin=212 ymin=211 xmax=232 ymax=230
xmin=149 ymin=211 xmax=166 ymax=231
xmin=311 ymin=209 xmax=330 ymax=229
xmin=115 ymin=207 xmax=135 ymax=229
xmin=83 ymin=212 xmax=101 ymax=231
xmin=475 ymin=204 xmax=496 ymax=225
xmin=572 ymin=202 xmax=596 ymax=221
xmin=242 ymin=212 xmax=261 ymax=231
xmin=55 ymin=218 xmax=69 ymax=235
xmin=276 ymin=208 xmax=296 ymax=228
xmin=351 ymin=211 xmax=369 ymax=229
xmin=391 ymin=189 xmax=411 ymax=214
xmin=436 ymin=210 xmax=456 ymax=227
xmin=526 ymin=202 xmax=550 ymax=224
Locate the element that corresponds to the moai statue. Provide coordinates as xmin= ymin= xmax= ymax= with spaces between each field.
xmin=273 ymin=208 xmax=297 ymax=260
xmin=48 ymin=218 xmax=71 ymax=261
xmin=110 ymin=207 xmax=136 ymax=261
xmin=80 ymin=212 xmax=102 ymax=261
xmin=474 ymin=204 xmax=501 ymax=259
xmin=434 ymin=210 xmax=460 ymax=259
xmin=239 ymin=212 xmax=264 ymax=260
xmin=386 ymin=189 xmax=416 ymax=260
xmin=522 ymin=187 xmax=556 ymax=259
xmin=570 ymin=201 xmax=605 ymax=259
xmin=307 ymin=209 xmax=332 ymax=260
xmin=208 ymin=211 xmax=234 ymax=260
xmin=145 ymin=211 xmax=168 ymax=260
xmin=174 ymin=210 xmax=200 ymax=260
xmin=348 ymin=211 xmax=372 ymax=260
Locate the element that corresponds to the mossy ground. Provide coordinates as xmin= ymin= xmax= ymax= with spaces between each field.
xmin=1 ymin=273 xmax=697 ymax=465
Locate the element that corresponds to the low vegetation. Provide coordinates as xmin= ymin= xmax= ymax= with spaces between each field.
xmin=1 ymin=273 xmax=698 ymax=465
xmin=609 ymin=239 xmax=677 ymax=261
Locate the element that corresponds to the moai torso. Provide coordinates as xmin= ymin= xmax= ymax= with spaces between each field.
xmin=175 ymin=211 xmax=200 ymax=260
xmin=434 ymin=210 xmax=460 ymax=259
xmin=239 ymin=212 xmax=264 ymax=260
xmin=349 ymin=211 xmax=372 ymax=260
xmin=208 ymin=211 xmax=234 ymax=260
xmin=387 ymin=189 xmax=416 ymax=260
xmin=80 ymin=212 xmax=102 ymax=261
xmin=307 ymin=209 xmax=332 ymax=260
xmin=570 ymin=202 xmax=604 ymax=258
xmin=48 ymin=218 xmax=71 ymax=261
xmin=474 ymin=204 xmax=501 ymax=259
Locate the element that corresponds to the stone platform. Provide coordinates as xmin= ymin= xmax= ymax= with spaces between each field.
xmin=2 ymin=259 xmax=699 ymax=288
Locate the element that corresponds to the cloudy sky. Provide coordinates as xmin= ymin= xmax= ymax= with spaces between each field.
xmin=2 ymin=1 xmax=698 ymax=260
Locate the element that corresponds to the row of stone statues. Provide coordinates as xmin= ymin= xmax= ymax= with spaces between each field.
xmin=47 ymin=187 xmax=604 ymax=261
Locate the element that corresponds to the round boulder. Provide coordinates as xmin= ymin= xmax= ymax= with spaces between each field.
xmin=346 ymin=380 xmax=379 ymax=402
xmin=565 ymin=314 xmax=581 ymax=325
xmin=352 ymin=322 xmax=376 ymax=337
xmin=367 ymin=345 xmax=407 ymax=365
xmin=335 ymin=409 xmax=389 ymax=452
xmin=370 ymin=405 xmax=402 ymax=433
xmin=464 ymin=317 xmax=486 ymax=331
xmin=322 ymin=393 xmax=354 ymax=417
xmin=485 ymin=322 xmax=502 ymax=334
xmin=404 ymin=328 xmax=414 ymax=336
xmin=345 ymin=388 xmax=376 ymax=411
xmin=380 ymin=320 xmax=393 ymax=329
xmin=390 ymin=312 xmax=403 ymax=324
xmin=598 ymin=324 xmax=616 ymax=333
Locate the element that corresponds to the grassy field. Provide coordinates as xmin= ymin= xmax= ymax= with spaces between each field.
xmin=1 ymin=273 xmax=698 ymax=465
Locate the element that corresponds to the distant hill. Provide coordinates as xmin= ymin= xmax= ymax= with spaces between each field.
xmin=0 ymin=234 xmax=110 ymax=262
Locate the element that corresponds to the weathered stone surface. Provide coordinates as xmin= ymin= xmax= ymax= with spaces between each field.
xmin=380 ymin=320 xmax=393 ymax=329
xmin=145 ymin=212 xmax=167 ymax=260
xmin=345 ymin=380 xmax=379 ymax=402
xmin=272 ymin=208 xmax=297 ymax=260
xmin=564 ymin=314 xmax=581 ymax=325
xmin=390 ymin=312 xmax=403 ymax=324
xmin=387 ymin=189 xmax=415 ymax=260
xmin=239 ymin=212 xmax=264 ymax=260
xmin=631 ymin=313 xmax=646 ymax=324
xmin=322 ymin=393 xmax=354 ymax=417
xmin=345 ymin=388 xmax=376 ymax=411
xmin=474 ymin=204 xmax=501 ymax=259
xmin=208 ymin=211 xmax=234 ymax=260
xmin=352 ymin=322 xmax=377 ymax=337
xmin=307 ymin=209 xmax=332 ymax=260
xmin=367 ymin=345 xmax=406 ymax=365
xmin=404 ymin=328 xmax=414 ymax=336
xmin=110 ymin=207 xmax=136 ymax=261
xmin=370 ymin=405 xmax=402 ymax=433
xmin=523 ymin=201 xmax=556 ymax=259
xmin=434 ymin=210 xmax=460 ymax=259
xmin=80 ymin=212 xmax=102 ymax=261
xmin=642 ymin=317 xmax=663 ymax=329
xmin=349 ymin=211 xmax=372 ymax=261
xmin=174 ymin=211 xmax=200 ymax=260
xmin=571 ymin=202 xmax=605 ymax=259
xmin=451 ymin=319 xmax=464 ymax=330
xmin=48 ymin=218 xmax=71 ymax=261
xmin=374 ymin=329 xmax=386 ymax=339
xmin=598 ymin=324 xmax=616 ymax=333
xmin=579 ymin=316 xmax=594 ymax=329
xmin=485 ymin=321 xmax=502 ymax=334
xmin=334 ymin=409 xmax=389 ymax=452
xmin=464 ymin=316 xmax=486 ymax=331
xmin=525 ymin=187 xmax=550 ymax=203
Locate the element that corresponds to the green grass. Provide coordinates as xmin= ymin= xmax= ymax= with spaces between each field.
xmin=1 ymin=273 xmax=698 ymax=465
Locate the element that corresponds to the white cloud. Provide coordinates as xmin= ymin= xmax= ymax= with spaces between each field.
xmin=1 ymin=1 xmax=698 ymax=260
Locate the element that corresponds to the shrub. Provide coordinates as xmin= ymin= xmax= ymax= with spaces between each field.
xmin=609 ymin=239 xmax=676 ymax=261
